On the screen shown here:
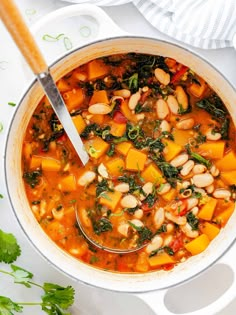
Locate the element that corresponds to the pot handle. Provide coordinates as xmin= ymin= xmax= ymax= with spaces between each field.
xmin=31 ymin=3 xmax=126 ymax=40
xmin=135 ymin=254 xmax=236 ymax=315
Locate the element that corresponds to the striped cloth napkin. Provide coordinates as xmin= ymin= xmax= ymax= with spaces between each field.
xmin=61 ymin=0 xmax=236 ymax=49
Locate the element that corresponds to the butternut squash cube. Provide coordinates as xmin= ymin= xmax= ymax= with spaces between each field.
xmin=106 ymin=157 xmax=125 ymax=177
xmin=125 ymin=148 xmax=147 ymax=171
xmin=200 ymin=222 xmax=220 ymax=240
xmin=141 ymin=163 xmax=165 ymax=184
xmin=185 ymin=234 xmax=210 ymax=255
xmin=72 ymin=115 xmax=86 ymax=134
xmin=198 ymin=197 xmax=217 ymax=221
xmin=89 ymin=114 xmax=104 ymax=125
xmin=85 ymin=137 xmax=109 ymax=159
xmin=188 ymin=78 xmax=206 ymax=98
xmin=110 ymin=121 xmax=126 ymax=137
xmin=41 ymin=157 xmax=61 ymax=172
xmin=99 ymin=191 xmax=122 ymax=210
xmin=115 ymin=142 xmax=132 ymax=156
xmin=89 ymin=90 xmax=109 ymax=105
xmin=197 ymin=141 xmax=225 ymax=160
xmin=163 ymin=139 xmax=182 ymax=161
xmin=87 ymin=59 xmax=108 ymax=80
xmin=63 ymin=88 xmax=84 ymax=111
xmin=148 ymin=252 xmax=175 ymax=267
xmin=162 ymin=188 xmax=177 ymax=202
xmin=59 ymin=174 xmax=77 ymax=191
xmin=214 ymin=205 xmax=235 ymax=227
xmin=215 ymin=151 xmax=236 ymax=171
xmin=30 ymin=155 xmax=42 ymax=169
xmin=220 ymin=171 xmax=236 ymax=186
xmin=57 ymin=78 xmax=71 ymax=92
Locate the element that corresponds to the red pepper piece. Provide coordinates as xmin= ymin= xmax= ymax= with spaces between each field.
xmin=169 ymin=235 xmax=184 ymax=253
xmin=113 ymin=111 xmax=127 ymax=124
xmin=170 ymin=65 xmax=188 ymax=84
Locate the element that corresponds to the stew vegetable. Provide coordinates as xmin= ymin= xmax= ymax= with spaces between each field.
xmin=22 ymin=53 xmax=236 ymax=272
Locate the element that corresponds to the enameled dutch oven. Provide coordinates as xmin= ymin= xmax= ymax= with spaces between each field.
xmin=4 ymin=4 xmax=236 ymax=315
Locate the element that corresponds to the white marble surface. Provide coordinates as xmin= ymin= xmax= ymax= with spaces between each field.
xmin=1 ymin=1 xmax=236 ymax=314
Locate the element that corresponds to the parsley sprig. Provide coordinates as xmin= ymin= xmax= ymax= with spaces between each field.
xmin=0 ymin=229 xmax=75 ymax=315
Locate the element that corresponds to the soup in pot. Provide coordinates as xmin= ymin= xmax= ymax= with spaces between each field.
xmin=22 ymin=53 xmax=236 ymax=272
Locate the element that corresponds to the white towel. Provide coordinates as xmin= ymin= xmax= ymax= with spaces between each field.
xmin=61 ymin=0 xmax=236 ymax=49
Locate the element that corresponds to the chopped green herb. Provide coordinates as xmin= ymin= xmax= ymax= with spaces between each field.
xmin=8 ymin=102 xmax=16 ymax=107
xmin=93 ymin=217 xmax=113 ymax=235
xmin=128 ymin=73 xmax=138 ymax=92
xmin=63 ymin=36 xmax=73 ymax=50
xmin=186 ymin=212 xmax=199 ymax=230
xmin=107 ymin=143 xmax=115 ymax=157
xmin=196 ymin=97 xmax=227 ymax=120
xmin=0 ymin=194 xmax=3 ymax=199
xmin=90 ymin=255 xmax=99 ymax=264
xmin=96 ymin=179 xmax=113 ymax=198
xmin=149 ymin=246 xmax=174 ymax=257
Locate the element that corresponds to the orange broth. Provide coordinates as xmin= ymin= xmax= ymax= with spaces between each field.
xmin=22 ymin=53 xmax=236 ymax=272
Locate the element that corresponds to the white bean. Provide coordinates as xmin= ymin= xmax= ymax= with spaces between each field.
xmin=165 ymin=211 xmax=187 ymax=225
xmin=153 ymin=207 xmax=165 ymax=229
xmin=129 ymin=219 xmax=144 ymax=228
xmin=80 ymin=208 xmax=92 ymax=228
xmin=191 ymin=206 xmax=199 ymax=216
xmin=113 ymin=89 xmax=131 ymax=98
xmin=98 ymin=163 xmax=109 ymax=178
xmin=176 ymin=118 xmax=195 ymax=130
xmin=114 ymin=183 xmax=130 ymax=193
xmin=134 ymin=209 xmax=144 ymax=219
xmin=163 ymin=235 xmax=174 ymax=247
xmin=206 ymin=184 xmax=214 ymax=194
xmin=121 ymin=195 xmax=138 ymax=208
xmin=52 ymin=208 xmax=64 ymax=220
xmin=192 ymin=173 xmax=214 ymax=188
xmin=154 ymin=68 xmax=170 ymax=85
xmin=210 ymin=165 xmax=220 ymax=177
xmin=213 ymin=189 xmax=231 ymax=199
xmin=157 ymin=183 xmax=171 ymax=195
xmin=181 ymin=223 xmax=199 ymax=238
xmin=78 ymin=171 xmax=96 ymax=186
xmin=193 ymin=164 xmax=207 ymax=174
xmin=142 ymin=182 xmax=153 ymax=196
xmin=167 ymin=95 xmax=179 ymax=114
xmin=88 ymin=103 xmax=112 ymax=114
xmin=166 ymin=223 xmax=174 ymax=233
xmin=128 ymin=91 xmax=141 ymax=110
xmin=175 ymin=85 xmax=188 ymax=110
xmin=180 ymin=160 xmax=195 ymax=176
xmin=160 ymin=120 xmax=171 ymax=132
xmin=156 ymin=99 xmax=169 ymax=119
xmin=186 ymin=197 xmax=199 ymax=210
xmin=170 ymin=153 xmax=189 ymax=167
xmin=117 ymin=223 xmax=130 ymax=237
xmin=146 ymin=235 xmax=163 ymax=254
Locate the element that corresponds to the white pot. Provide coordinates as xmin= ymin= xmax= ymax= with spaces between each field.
xmin=4 ymin=4 xmax=236 ymax=315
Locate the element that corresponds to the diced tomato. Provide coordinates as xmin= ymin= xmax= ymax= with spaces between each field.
xmin=170 ymin=235 xmax=184 ymax=253
xmin=113 ymin=111 xmax=127 ymax=123
xmin=178 ymin=199 xmax=188 ymax=216
xmin=140 ymin=90 xmax=151 ymax=103
xmin=141 ymin=201 xmax=157 ymax=212
xmin=170 ymin=65 xmax=188 ymax=84
xmin=163 ymin=263 xmax=175 ymax=271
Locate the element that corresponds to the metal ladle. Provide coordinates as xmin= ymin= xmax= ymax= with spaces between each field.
xmin=0 ymin=0 xmax=146 ymax=254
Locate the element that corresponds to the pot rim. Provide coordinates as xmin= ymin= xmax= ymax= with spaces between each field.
xmin=4 ymin=35 xmax=236 ymax=294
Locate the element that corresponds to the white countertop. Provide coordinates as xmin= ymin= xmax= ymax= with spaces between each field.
xmin=1 ymin=1 xmax=236 ymax=314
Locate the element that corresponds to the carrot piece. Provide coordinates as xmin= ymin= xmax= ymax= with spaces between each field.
xmin=198 ymin=197 xmax=218 ymax=221
xmin=197 ymin=141 xmax=225 ymax=160
xmin=30 ymin=155 xmax=42 ymax=169
xmin=185 ymin=234 xmax=210 ymax=255
xmin=57 ymin=79 xmax=71 ymax=92
xmin=200 ymin=222 xmax=220 ymax=240
xmin=220 ymin=171 xmax=236 ymax=186
xmin=109 ymin=121 xmax=126 ymax=137
xmin=115 ymin=142 xmax=132 ymax=156
xmin=87 ymin=59 xmax=109 ymax=80
xmin=215 ymin=150 xmax=236 ymax=171
xmin=141 ymin=163 xmax=165 ymax=184
xmin=89 ymin=90 xmax=109 ymax=105
xmin=63 ymin=88 xmax=84 ymax=111
xmin=72 ymin=115 xmax=86 ymax=134
xmin=125 ymin=148 xmax=147 ymax=171
xmin=59 ymin=175 xmax=77 ymax=192
xmin=162 ymin=139 xmax=182 ymax=161
xmin=41 ymin=157 xmax=61 ymax=172
xmin=148 ymin=252 xmax=175 ymax=267
xmin=84 ymin=136 xmax=109 ymax=159
xmin=106 ymin=157 xmax=125 ymax=177
xmin=99 ymin=191 xmax=122 ymax=210
xmin=188 ymin=77 xmax=206 ymax=98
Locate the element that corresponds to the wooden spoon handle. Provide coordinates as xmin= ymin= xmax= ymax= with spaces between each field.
xmin=0 ymin=0 xmax=47 ymax=74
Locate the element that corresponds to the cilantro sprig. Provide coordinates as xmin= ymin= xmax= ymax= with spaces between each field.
xmin=0 ymin=230 xmax=21 ymax=263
